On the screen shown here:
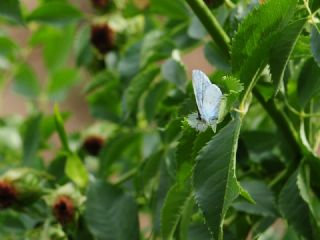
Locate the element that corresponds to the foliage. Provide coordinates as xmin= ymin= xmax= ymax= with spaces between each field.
xmin=0 ymin=0 xmax=320 ymax=239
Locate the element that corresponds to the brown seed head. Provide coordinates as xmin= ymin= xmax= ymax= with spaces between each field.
xmin=0 ymin=180 xmax=17 ymax=209
xmin=90 ymin=0 xmax=109 ymax=8
xmin=82 ymin=135 xmax=105 ymax=156
xmin=53 ymin=195 xmax=75 ymax=224
xmin=90 ymin=24 xmax=115 ymax=54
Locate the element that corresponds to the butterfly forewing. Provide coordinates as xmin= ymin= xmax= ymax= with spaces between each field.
xmin=192 ymin=70 xmax=212 ymax=119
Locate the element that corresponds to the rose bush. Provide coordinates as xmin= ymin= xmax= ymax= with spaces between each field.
xmin=0 ymin=0 xmax=320 ymax=239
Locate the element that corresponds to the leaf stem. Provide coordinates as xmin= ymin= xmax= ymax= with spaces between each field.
xmin=224 ymin=0 xmax=235 ymax=9
xmin=185 ymin=0 xmax=230 ymax=58
xmin=114 ymin=168 xmax=138 ymax=186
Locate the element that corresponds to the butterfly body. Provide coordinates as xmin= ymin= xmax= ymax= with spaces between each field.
xmin=192 ymin=70 xmax=222 ymax=124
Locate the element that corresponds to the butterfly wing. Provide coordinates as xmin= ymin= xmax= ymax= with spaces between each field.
xmin=202 ymin=83 xmax=222 ymax=122
xmin=192 ymin=70 xmax=212 ymax=119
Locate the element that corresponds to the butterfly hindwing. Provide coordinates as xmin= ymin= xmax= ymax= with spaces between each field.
xmin=202 ymin=84 xmax=222 ymax=122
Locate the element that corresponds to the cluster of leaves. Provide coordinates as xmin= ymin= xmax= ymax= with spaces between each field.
xmin=0 ymin=0 xmax=320 ymax=239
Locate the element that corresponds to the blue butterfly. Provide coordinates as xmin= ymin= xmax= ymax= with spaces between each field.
xmin=192 ymin=70 xmax=222 ymax=124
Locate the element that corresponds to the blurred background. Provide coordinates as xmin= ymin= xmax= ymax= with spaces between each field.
xmin=1 ymin=0 xmax=213 ymax=132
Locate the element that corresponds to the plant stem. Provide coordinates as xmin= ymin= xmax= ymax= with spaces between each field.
xmin=114 ymin=168 xmax=138 ymax=186
xmin=252 ymin=88 xmax=301 ymax=161
xmin=225 ymin=0 xmax=236 ymax=9
xmin=185 ymin=0 xmax=230 ymax=58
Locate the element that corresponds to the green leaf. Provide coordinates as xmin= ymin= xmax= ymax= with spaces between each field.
xmin=54 ymin=105 xmax=70 ymax=153
xmin=250 ymin=217 xmax=277 ymax=239
xmin=0 ymin=0 xmax=23 ymax=24
xmin=310 ymin=0 xmax=320 ymax=11
xmin=204 ymin=41 xmax=230 ymax=72
xmin=214 ymin=75 xmax=243 ymax=121
xmin=297 ymin=58 xmax=320 ymax=107
xmin=48 ymin=155 xmax=67 ymax=184
xmin=87 ymin=74 xmax=121 ymax=122
xmin=179 ymin=196 xmax=194 ymax=240
xmin=241 ymin=130 xmax=279 ymax=154
xmin=100 ymin=132 xmax=142 ymax=175
xmin=297 ymin=163 xmax=320 ymax=229
xmin=193 ymin=117 xmax=241 ymax=239
xmin=40 ymin=114 xmax=60 ymax=141
xmin=269 ymin=19 xmax=306 ymax=92
xmin=142 ymin=131 xmax=161 ymax=159
xmin=232 ymin=180 xmax=277 ymax=217
xmin=118 ymin=41 xmax=141 ymax=80
xmin=29 ymin=25 xmax=75 ymax=73
xmin=12 ymin=64 xmax=40 ymax=98
xmin=279 ymin=170 xmax=314 ymax=239
xmin=47 ymin=68 xmax=79 ymax=101
xmin=65 ymin=154 xmax=88 ymax=188
xmin=282 ymin=227 xmax=301 ymax=240
xmin=30 ymin=25 xmax=75 ymax=72
xmin=176 ymin=124 xmax=197 ymax=169
xmin=161 ymin=182 xmax=192 ymax=239
xmin=171 ymin=23 xmax=199 ymax=50
xmin=292 ymin=35 xmax=312 ymax=59
xmin=188 ymin=15 xmax=207 ymax=40
xmin=231 ymin=0 xmax=298 ymax=98
xmin=162 ymin=118 xmax=182 ymax=144
xmin=27 ymin=2 xmax=83 ymax=26
xmin=139 ymin=150 xmax=164 ymax=188
xmin=44 ymin=26 xmax=75 ymax=72
xmin=144 ymin=81 xmax=169 ymax=122
xmin=311 ymin=26 xmax=320 ymax=67
xmin=140 ymin=30 xmax=175 ymax=68
xmin=188 ymin=223 xmax=212 ymax=240
xmin=213 ymin=74 xmax=243 ymax=94
xmin=74 ymin=25 xmax=93 ymax=67
xmin=22 ymin=114 xmax=42 ymax=167
xmin=161 ymin=57 xmax=187 ymax=92
xmin=191 ymin=128 xmax=213 ymax=160
xmin=0 ymin=36 xmax=17 ymax=67
xmin=150 ymin=0 xmax=189 ymax=19
xmin=84 ymin=70 xmax=117 ymax=94
xmin=152 ymin=162 xmax=174 ymax=235
xmin=122 ymin=65 xmax=160 ymax=118
xmin=85 ymin=180 xmax=139 ymax=240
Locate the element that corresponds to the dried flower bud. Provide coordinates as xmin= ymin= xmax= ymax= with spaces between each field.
xmin=90 ymin=0 xmax=110 ymax=9
xmin=259 ymin=0 xmax=266 ymax=4
xmin=0 ymin=180 xmax=17 ymax=209
xmin=82 ymin=135 xmax=105 ymax=156
xmin=53 ymin=195 xmax=75 ymax=224
xmin=204 ymin=0 xmax=224 ymax=8
xmin=90 ymin=24 xmax=115 ymax=54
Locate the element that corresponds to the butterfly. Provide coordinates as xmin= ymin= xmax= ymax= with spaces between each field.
xmin=187 ymin=70 xmax=223 ymax=131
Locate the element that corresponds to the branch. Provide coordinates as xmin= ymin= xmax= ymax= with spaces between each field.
xmin=185 ymin=0 xmax=230 ymax=58
xmin=114 ymin=168 xmax=138 ymax=186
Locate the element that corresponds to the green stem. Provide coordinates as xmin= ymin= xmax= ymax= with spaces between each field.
xmin=185 ymin=0 xmax=230 ymax=57
xmin=225 ymin=0 xmax=236 ymax=9
xmin=252 ymin=88 xmax=301 ymax=161
xmin=114 ymin=168 xmax=138 ymax=186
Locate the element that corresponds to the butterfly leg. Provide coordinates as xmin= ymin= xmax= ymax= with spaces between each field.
xmin=196 ymin=108 xmax=202 ymax=120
